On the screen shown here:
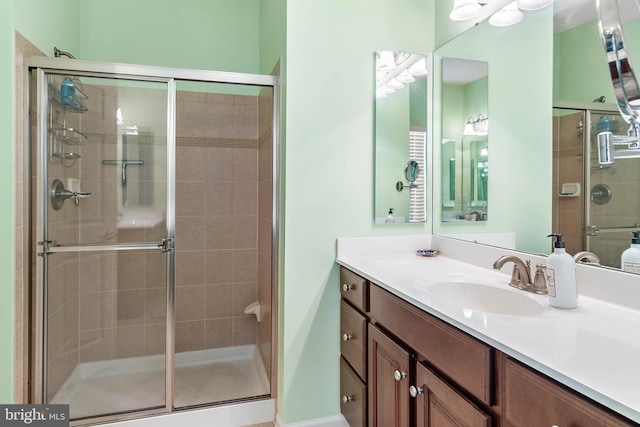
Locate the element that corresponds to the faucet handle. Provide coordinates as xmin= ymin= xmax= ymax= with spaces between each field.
xmin=509 ymin=264 xmax=526 ymax=289
xmin=529 ymin=264 xmax=549 ymax=295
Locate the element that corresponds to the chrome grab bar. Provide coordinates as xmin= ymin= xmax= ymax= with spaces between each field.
xmin=47 ymin=241 xmax=166 ymax=253
xmin=586 ymin=224 xmax=640 ymax=236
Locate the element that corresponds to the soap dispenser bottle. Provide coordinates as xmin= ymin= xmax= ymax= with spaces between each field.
xmin=621 ymin=231 xmax=640 ymax=274
xmin=546 ymin=233 xmax=578 ymax=309
xmin=60 ymin=78 xmax=76 ymax=106
xmin=385 ymin=208 xmax=395 ymax=223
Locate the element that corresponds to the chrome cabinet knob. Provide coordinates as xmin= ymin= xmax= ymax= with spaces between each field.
xmin=409 ymin=385 xmax=423 ymax=398
xmin=342 ymin=333 xmax=353 ymax=341
xmin=394 ymin=370 xmax=407 ymax=381
xmin=342 ymin=283 xmax=354 ymax=292
xmin=342 ymin=395 xmax=354 ymax=404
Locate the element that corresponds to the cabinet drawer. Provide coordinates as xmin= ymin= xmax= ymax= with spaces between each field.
xmin=341 ymin=299 xmax=367 ymax=380
xmin=340 ymin=267 xmax=368 ymax=312
xmin=503 ymin=357 xmax=636 ymax=427
xmin=369 ymin=284 xmax=493 ymax=405
xmin=340 ymin=357 xmax=367 ymax=427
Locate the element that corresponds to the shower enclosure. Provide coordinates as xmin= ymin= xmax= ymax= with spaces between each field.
xmin=27 ymin=57 xmax=278 ymax=424
xmin=553 ymin=102 xmax=639 ymax=268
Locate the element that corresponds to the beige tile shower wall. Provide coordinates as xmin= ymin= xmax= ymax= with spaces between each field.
xmin=174 ymin=91 xmax=259 ymax=354
xmin=76 ymin=84 xmax=169 ymax=363
xmin=14 ymin=30 xmax=43 ymax=404
xmin=17 ymin=32 xmax=83 ymax=401
xmin=553 ymin=113 xmax=585 ymax=255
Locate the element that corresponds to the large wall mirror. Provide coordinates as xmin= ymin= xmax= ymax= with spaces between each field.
xmin=433 ymin=0 xmax=640 ymax=274
xmin=441 ymin=58 xmax=488 ymax=222
xmin=374 ymin=51 xmax=429 ymax=224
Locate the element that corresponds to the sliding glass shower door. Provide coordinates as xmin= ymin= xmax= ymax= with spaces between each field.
xmin=29 ymin=56 xmax=278 ymax=425
xmin=34 ymin=68 xmax=174 ymax=420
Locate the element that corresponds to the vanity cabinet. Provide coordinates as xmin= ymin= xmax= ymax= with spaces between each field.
xmin=339 ymin=266 xmax=637 ymax=427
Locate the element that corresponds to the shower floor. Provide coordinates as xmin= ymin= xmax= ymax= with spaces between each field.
xmin=51 ymin=344 xmax=270 ymax=420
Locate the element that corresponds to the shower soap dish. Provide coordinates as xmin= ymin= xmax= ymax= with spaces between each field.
xmin=417 ymin=249 xmax=439 ymax=257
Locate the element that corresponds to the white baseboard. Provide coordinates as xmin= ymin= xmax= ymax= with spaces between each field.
xmin=275 ymin=413 xmax=348 ymax=427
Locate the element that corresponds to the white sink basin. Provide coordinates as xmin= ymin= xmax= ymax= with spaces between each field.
xmin=426 ymin=282 xmax=545 ymax=316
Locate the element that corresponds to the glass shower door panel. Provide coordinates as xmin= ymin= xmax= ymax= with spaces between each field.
xmin=45 ymin=75 xmax=168 ymax=246
xmin=173 ymin=81 xmax=272 ymax=408
xmin=40 ymin=72 xmax=171 ymax=419
xmin=586 ymin=111 xmax=634 ymax=268
xmin=47 ymin=249 xmax=167 ymax=419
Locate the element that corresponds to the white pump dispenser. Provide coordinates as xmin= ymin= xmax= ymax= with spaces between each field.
xmin=621 ymin=230 xmax=640 ymax=274
xmin=546 ymin=233 xmax=578 ymax=309
xmin=385 ymin=208 xmax=395 ymax=223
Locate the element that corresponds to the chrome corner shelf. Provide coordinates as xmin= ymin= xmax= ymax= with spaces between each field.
xmin=50 ymin=127 xmax=88 ymax=146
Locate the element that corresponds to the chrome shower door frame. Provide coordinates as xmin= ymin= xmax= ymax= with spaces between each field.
xmin=27 ymin=56 xmax=280 ymax=425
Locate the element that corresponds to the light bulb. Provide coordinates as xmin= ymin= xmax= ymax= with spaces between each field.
xmin=449 ymin=0 xmax=482 ymax=21
xmin=408 ymin=58 xmax=428 ymax=76
xmin=516 ymin=0 xmax=554 ymax=11
xmin=489 ymin=1 xmax=523 ymax=27
xmin=396 ymin=70 xmax=415 ymax=84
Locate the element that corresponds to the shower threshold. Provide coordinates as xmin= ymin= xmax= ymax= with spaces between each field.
xmin=51 ymin=344 xmax=270 ymax=420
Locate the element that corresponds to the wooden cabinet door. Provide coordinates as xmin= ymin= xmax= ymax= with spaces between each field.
xmin=368 ymin=324 xmax=412 ymax=427
xmin=414 ymin=362 xmax=491 ymax=427
xmin=503 ymin=357 xmax=637 ymax=427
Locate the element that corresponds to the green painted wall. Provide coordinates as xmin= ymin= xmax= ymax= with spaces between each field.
xmin=282 ymin=0 xmax=434 ymax=422
xmin=258 ymin=0 xmax=286 ymax=413
xmin=433 ymin=9 xmax=554 ymax=254
xmin=553 ymin=18 xmax=613 ymax=102
xmin=464 ymin=76 xmax=488 ymax=119
xmin=77 ymin=0 xmax=260 ymax=73
xmin=375 ymin=88 xmax=411 ymax=221
xmin=13 ymin=0 xmax=80 ymax=56
xmin=0 ymin=0 xmax=14 ymax=404
xmin=554 ymin=17 xmax=640 ymax=103
xmin=410 ymin=78 xmax=428 ymax=128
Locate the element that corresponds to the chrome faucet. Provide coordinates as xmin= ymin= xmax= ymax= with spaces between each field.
xmin=573 ymin=251 xmax=601 ymax=265
xmin=492 ymin=255 xmax=533 ymax=290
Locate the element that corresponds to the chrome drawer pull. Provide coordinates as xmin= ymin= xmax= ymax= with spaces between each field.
xmin=409 ymin=385 xmax=423 ymax=398
xmin=394 ymin=370 xmax=407 ymax=381
xmin=342 ymin=333 xmax=353 ymax=341
xmin=342 ymin=395 xmax=354 ymax=404
xmin=342 ymin=283 xmax=354 ymax=292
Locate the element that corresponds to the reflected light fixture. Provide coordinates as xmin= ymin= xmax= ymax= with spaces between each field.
xmin=449 ymin=0 xmax=553 ymax=27
xmin=463 ymin=115 xmax=489 ymax=136
xmin=376 ymin=51 xmax=428 ymax=100
xmin=396 ymin=70 xmax=416 ymax=83
xmin=449 ymin=0 xmax=484 ymax=21
xmin=408 ymin=57 xmax=428 ymax=76
xmin=516 ymin=0 xmax=554 ymax=10
xmin=377 ymin=51 xmax=396 ymax=72
xmin=463 ymin=117 xmax=476 ymax=135
xmin=489 ymin=1 xmax=523 ymax=27
xmin=386 ymin=79 xmax=405 ymax=90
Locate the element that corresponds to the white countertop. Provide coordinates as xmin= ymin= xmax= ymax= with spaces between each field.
xmin=337 ymin=235 xmax=640 ymax=423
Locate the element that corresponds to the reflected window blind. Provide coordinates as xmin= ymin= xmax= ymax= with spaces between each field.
xmin=409 ymin=130 xmax=426 ymax=223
